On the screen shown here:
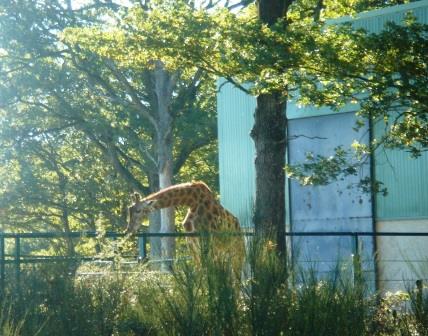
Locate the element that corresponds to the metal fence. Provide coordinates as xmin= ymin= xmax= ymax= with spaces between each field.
xmin=1 ymin=231 xmax=428 ymax=295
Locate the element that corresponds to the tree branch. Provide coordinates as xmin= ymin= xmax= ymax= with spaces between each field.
xmin=84 ymin=130 xmax=150 ymax=194
xmin=173 ymin=137 xmax=215 ymax=175
xmin=103 ymin=59 xmax=159 ymax=132
xmin=288 ymin=134 xmax=327 ymax=141
xmin=227 ymin=0 xmax=254 ymax=11
xmin=313 ymin=0 xmax=324 ymax=22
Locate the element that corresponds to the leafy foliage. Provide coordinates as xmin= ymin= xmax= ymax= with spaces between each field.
xmin=2 ymin=240 xmax=428 ymax=335
xmin=0 ymin=0 xmax=426 ymax=254
xmin=0 ymin=0 xmax=219 ymax=251
xmin=284 ymin=15 xmax=428 ymax=189
xmin=107 ymin=1 xmax=428 ymax=192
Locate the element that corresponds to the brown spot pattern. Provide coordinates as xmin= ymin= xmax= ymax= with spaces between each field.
xmin=132 ymin=181 xmax=242 ymax=245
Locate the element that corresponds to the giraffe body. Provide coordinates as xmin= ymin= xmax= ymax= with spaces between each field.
xmin=127 ymin=181 xmax=244 ymax=275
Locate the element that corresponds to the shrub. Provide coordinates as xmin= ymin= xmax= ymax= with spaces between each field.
xmin=2 ymin=238 xmax=427 ymax=335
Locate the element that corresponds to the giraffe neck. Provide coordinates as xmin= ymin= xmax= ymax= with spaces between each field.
xmin=144 ymin=182 xmax=212 ymax=210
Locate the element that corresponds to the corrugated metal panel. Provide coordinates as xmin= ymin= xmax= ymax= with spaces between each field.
xmin=288 ymin=113 xmax=375 ymax=276
xmin=375 ymin=136 xmax=428 ymax=219
xmin=351 ymin=3 xmax=428 ymax=31
xmin=351 ymin=3 xmax=428 ymax=220
xmin=217 ymin=80 xmax=255 ymax=228
xmin=216 ymin=1 xmax=428 ymax=227
xmin=287 ymin=100 xmax=358 ymax=120
xmin=334 ymin=0 xmax=428 ymax=30
xmin=288 ymin=1 xmax=428 ymax=120
xmin=376 ymin=219 xmax=428 ymax=292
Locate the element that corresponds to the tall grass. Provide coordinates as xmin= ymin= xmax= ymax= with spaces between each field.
xmin=1 ymin=238 xmax=427 ymax=335
xmin=289 ymin=268 xmax=368 ymax=336
xmin=409 ymin=280 xmax=428 ymax=335
xmin=2 ymin=261 xmax=151 ymax=336
xmin=129 ymin=237 xmax=373 ymax=336
xmin=244 ymin=237 xmax=291 ymax=335
xmin=0 ymin=304 xmax=25 ymax=336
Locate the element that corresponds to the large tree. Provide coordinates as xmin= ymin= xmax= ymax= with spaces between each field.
xmin=0 ymin=0 xmax=218 ymax=259
xmin=2 ymin=0 xmax=423 ymax=259
xmin=113 ymin=0 xmax=421 ymax=252
xmin=252 ymin=0 xmax=290 ymax=252
xmin=61 ymin=3 xmax=220 ymax=262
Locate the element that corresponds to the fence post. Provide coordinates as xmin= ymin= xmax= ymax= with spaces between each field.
xmin=0 ymin=235 xmax=4 ymax=296
xmin=352 ymin=233 xmax=362 ymax=286
xmin=416 ymin=279 xmax=423 ymax=318
xmin=15 ymin=236 xmax=20 ymax=297
xmin=138 ymin=235 xmax=147 ymax=260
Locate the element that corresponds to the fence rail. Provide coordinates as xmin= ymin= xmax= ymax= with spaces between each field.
xmin=1 ymin=230 xmax=428 ymax=296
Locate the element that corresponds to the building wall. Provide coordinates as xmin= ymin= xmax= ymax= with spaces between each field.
xmin=358 ymin=0 xmax=428 ymax=291
xmin=374 ymin=131 xmax=428 ymax=291
xmin=217 ymin=80 xmax=256 ymax=228
xmin=217 ymin=1 xmax=428 ymax=290
xmin=376 ymin=219 xmax=428 ymax=292
xmin=375 ymin=147 xmax=428 ymax=220
xmin=288 ymin=113 xmax=375 ymax=279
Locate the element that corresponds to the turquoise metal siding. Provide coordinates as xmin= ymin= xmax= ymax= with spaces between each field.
xmin=375 ymin=142 xmax=428 ymax=220
xmin=288 ymin=0 xmax=428 ymax=120
xmin=350 ymin=1 xmax=428 ymax=220
xmin=333 ymin=0 xmax=428 ymax=31
xmin=217 ymin=1 xmax=428 ymax=226
xmin=288 ymin=113 xmax=375 ymax=278
xmin=287 ymin=100 xmax=358 ymax=120
xmin=217 ymin=80 xmax=255 ymax=228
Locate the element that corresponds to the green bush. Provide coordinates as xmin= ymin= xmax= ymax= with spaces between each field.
xmin=1 ymin=240 xmax=427 ymax=335
xmin=0 ymin=304 xmax=26 ymax=336
xmin=2 ymin=261 xmax=156 ymax=336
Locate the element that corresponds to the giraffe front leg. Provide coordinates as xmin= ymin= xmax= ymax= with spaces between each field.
xmin=182 ymin=209 xmax=201 ymax=265
xmin=182 ymin=208 xmax=195 ymax=232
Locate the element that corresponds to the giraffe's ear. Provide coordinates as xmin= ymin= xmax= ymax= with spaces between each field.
xmin=132 ymin=192 xmax=141 ymax=204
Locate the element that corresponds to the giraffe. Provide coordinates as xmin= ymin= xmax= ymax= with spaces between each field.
xmin=127 ymin=181 xmax=245 ymax=276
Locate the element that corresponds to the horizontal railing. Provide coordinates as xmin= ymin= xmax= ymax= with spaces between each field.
xmin=1 ymin=230 xmax=428 ymax=238
xmin=0 ymin=230 xmax=427 ymax=296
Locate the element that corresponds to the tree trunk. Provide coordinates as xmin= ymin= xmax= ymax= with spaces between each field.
xmin=250 ymin=92 xmax=287 ymax=252
xmin=61 ymin=207 xmax=75 ymax=256
xmin=258 ymin=0 xmax=288 ymax=26
xmin=147 ymin=172 xmax=162 ymax=259
xmin=159 ymin=159 xmax=175 ymax=269
xmin=153 ymin=61 xmax=177 ymax=267
xmin=58 ymin=175 xmax=75 ymax=257
xmin=250 ymin=0 xmax=290 ymax=253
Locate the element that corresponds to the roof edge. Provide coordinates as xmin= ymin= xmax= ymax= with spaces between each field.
xmin=328 ymin=0 xmax=428 ymax=25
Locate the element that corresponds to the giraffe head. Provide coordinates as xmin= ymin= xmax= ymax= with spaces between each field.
xmin=126 ymin=193 xmax=155 ymax=234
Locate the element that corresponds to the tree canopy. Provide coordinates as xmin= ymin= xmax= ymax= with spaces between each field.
xmin=116 ymin=0 xmax=427 ymax=192
xmin=0 ymin=0 xmax=219 ymax=253
xmin=0 ymin=0 xmax=426 ymax=255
